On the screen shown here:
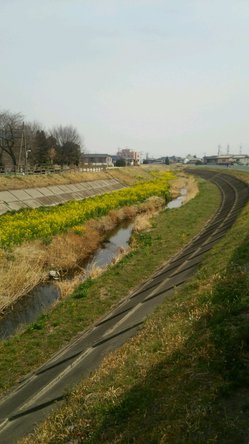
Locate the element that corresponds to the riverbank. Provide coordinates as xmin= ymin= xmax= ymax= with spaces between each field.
xmin=0 ymin=165 xmax=166 ymax=191
xmin=0 ymin=170 xmax=173 ymax=314
xmin=22 ymin=171 xmax=249 ymax=444
xmin=0 ymin=178 xmax=219 ymax=397
xmin=0 ymin=196 xmax=165 ymax=338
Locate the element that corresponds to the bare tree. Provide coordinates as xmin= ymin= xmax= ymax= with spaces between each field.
xmin=50 ymin=125 xmax=82 ymax=147
xmin=0 ymin=115 xmax=85 ymax=169
xmin=0 ymin=110 xmax=24 ymax=171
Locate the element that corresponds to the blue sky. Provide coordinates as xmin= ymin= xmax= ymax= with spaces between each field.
xmin=1 ymin=0 xmax=248 ymax=157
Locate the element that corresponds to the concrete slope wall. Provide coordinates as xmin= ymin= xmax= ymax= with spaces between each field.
xmin=0 ymin=179 xmax=124 ymax=215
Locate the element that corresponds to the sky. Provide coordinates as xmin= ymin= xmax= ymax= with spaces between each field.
xmin=0 ymin=0 xmax=249 ymax=158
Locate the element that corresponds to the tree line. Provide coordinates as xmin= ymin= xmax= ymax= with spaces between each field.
xmin=0 ymin=110 xmax=84 ymax=171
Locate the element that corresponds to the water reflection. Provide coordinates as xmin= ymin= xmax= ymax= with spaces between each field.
xmin=0 ymin=223 xmax=133 ymax=340
xmin=167 ymin=188 xmax=187 ymax=209
xmin=0 ymin=285 xmax=60 ymax=340
xmin=86 ymin=223 xmax=133 ymax=270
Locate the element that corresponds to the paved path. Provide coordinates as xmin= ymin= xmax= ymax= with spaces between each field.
xmin=0 ymin=178 xmax=123 ymax=214
xmin=0 ymin=171 xmax=248 ymax=443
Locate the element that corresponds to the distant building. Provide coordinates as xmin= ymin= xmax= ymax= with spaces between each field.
xmin=203 ymin=154 xmax=249 ymax=166
xmin=143 ymin=158 xmax=162 ymax=164
xmin=158 ymin=156 xmax=184 ymax=164
xmin=203 ymin=155 xmax=232 ymax=165
xmin=81 ymin=153 xmax=113 ymax=167
xmin=117 ymin=148 xmax=140 ymax=166
xmin=168 ymin=156 xmax=184 ymax=163
xmin=111 ymin=155 xmax=119 ymax=164
xmin=142 ymin=156 xmax=184 ymax=164
xmin=235 ymin=155 xmax=249 ymax=165
xmin=184 ymin=155 xmax=203 ymax=165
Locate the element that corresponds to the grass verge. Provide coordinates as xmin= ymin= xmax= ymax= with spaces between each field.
xmin=0 ymin=179 xmax=219 ymax=397
xmin=0 ymin=165 xmax=153 ymax=191
xmin=24 ymin=177 xmax=249 ymax=443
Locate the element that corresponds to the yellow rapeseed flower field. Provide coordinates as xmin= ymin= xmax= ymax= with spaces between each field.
xmin=0 ymin=172 xmax=174 ymax=247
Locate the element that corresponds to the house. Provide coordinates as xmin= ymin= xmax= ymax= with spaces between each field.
xmin=81 ymin=153 xmax=113 ymax=167
xmin=203 ymin=154 xmax=249 ymax=166
xmin=184 ymin=155 xmax=203 ymax=165
xmin=117 ymin=148 xmax=140 ymax=165
xmin=203 ymin=155 xmax=232 ymax=165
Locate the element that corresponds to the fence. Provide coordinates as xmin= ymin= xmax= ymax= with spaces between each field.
xmin=0 ymin=165 xmax=107 ymax=176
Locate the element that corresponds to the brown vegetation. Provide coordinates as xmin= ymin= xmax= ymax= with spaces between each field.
xmin=0 ymin=244 xmax=46 ymax=313
xmin=0 ymin=170 xmax=109 ymax=191
xmin=0 ymin=196 xmax=165 ymax=313
xmin=0 ymin=170 xmax=196 ymax=314
xmin=170 ymin=172 xmax=198 ymax=202
xmin=0 ymin=165 xmax=159 ymax=191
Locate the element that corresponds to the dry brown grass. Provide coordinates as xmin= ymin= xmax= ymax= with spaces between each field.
xmin=56 ymin=275 xmax=82 ymax=300
xmin=110 ymin=246 xmax=131 ymax=266
xmin=136 ymin=196 xmax=164 ymax=216
xmin=133 ymin=214 xmax=153 ymax=233
xmin=107 ymin=165 xmax=160 ymax=186
xmin=0 ymin=170 xmax=111 ymax=191
xmin=44 ymin=200 xmax=163 ymax=273
xmin=93 ymin=164 xmax=169 ymax=192
xmin=169 ymin=172 xmax=198 ymax=203
xmin=57 ymin=244 xmax=133 ymax=301
xmin=0 ymin=165 xmax=167 ymax=191
xmin=0 ymin=196 xmax=165 ymax=313
xmin=132 ymin=197 xmax=164 ymax=233
xmin=86 ymin=263 xmax=106 ymax=279
xmin=0 ymin=190 xmax=167 ymax=315
xmin=184 ymin=175 xmax=199 ymax=202
xmin=0 ymin=243 xmax=46 ymax=313
xmin=55 ymin=246 xmax=133 ymax=302
xmin=45 ymin=227 xmax=102 ymax=272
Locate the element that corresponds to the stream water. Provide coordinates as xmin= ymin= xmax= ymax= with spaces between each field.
xmin=167 ymin=188 xmax=187 ymax=209
xmin=0 ymin=190 xmax=188 ymax=340
xmin=0 ymin=223 xmax=133 ymax=340
xmin=0 ymin=285 xmax=60 ymax=340
xmin=86 ymin=223 xmax=132 ymax=271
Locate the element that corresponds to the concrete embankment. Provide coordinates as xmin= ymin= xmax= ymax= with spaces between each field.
xmin=0 ymin=178 xmax=123 ymax=214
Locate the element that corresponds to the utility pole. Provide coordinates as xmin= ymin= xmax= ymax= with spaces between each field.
xmin=18 ymin=123 xmax=25 ymax=173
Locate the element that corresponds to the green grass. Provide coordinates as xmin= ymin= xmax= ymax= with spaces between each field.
xmin=0 ymin=179 xmax=219 ymax=397
xmin=22 ymin=176 xmax=249 ymax=443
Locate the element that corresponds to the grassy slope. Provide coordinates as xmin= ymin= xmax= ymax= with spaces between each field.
xmin=23 ymin=173 xmax=249 ymax=444
xmin=0 ymin=179 xmax=219 ymax=397
xmin=0 ymin=165 xmax=158 ymax=191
